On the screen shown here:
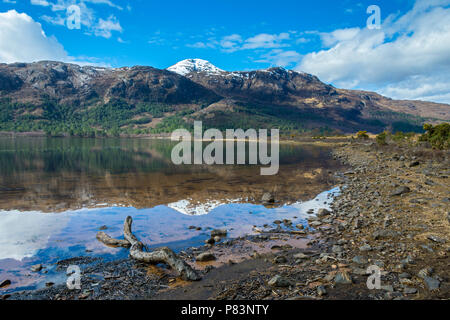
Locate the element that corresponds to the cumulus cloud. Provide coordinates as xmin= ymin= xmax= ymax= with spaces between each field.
xmin=0 ymin=10 xmax=68 ymax=63
xmin=297 ymin=0 xmax=450 ymax=103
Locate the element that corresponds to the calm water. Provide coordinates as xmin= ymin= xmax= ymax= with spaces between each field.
xmin=0 ymin=137 xmax=342 ymax=293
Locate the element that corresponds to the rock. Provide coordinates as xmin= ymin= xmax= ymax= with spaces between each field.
xmin=79 ymin=290 xmax=92 ymax=299
xmin=332 ymin=245 xmax=343 ymax=254
xmin=381 ymin=285 xmax=394 ymax=292
xmin=0 ymin=279 xmax=11 ymax=288
xmin=293 ymin=253 xmax=309 ymax=260
xmin=261 ymin=193 xmax=275 ymax=204
xmin=352 ymin=256 xmax=368 ymax=265
xmin=310 ymin=221 xmax=322 ymax=227
xmin=359 ymin=244 xmax=372 ymax=252
xmin=317 ymin=285 xmax=327 ymax=296
xmin=423 ymin=276 xmax=440 ymax=291
xmin=372 ymin=229 xmax=399 ymax=240
xmin=45 ymin=282 xmax=54 ymax=287
xmin=99 ymin=225 xmax=108 ymax=230
xmin=31 ymin=264 xmax=43 ymax=272
xmin=268 ymin=275 xmax=292 ymax=287
xmin=352 ymin=267 xmax=368 ymax=275
xmin=334 ymin=271 xmax=353 ymax=284
xmin=195 ymin=252 xmax=216 ymax=262
xmin=399 ymin=272 xmax=411 ymax=279
xmin=273 ymin=256 xmax=287 ymax=264
xmin=403 ymin=287 xmax=417 ymax=294
xmin=427 ymin=235 xmax=446 ymax=243
xmin=296 ymin=224 xmax=304 ymax=230
xmin=210 ymin=229 xmax=227 ymax=237
xmin=317 ymin=208 xmax=331 ymax=217
xmin=408 ymin=161 xmax=420 ymax=168
xmin=390 ymin=186 xmax=411 ymax=196
xmin=418 ymin=267 xmax=433 ymax=279
xmin=213 ymin=236 xmax=221 ymax=243
xmin=205 ymin=238 xmax=215 ymax=245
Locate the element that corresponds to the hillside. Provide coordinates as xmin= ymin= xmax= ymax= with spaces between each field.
xmin=0 ymin=59 xmax=448 ymax=136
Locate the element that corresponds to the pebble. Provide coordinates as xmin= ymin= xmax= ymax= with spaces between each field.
xmin=31 ymin=264 xmax=43 ymax=272
xmin=268 ymin=275 xmax=292 ymax=288
xmin=423 ymin=276 xmax=440 ymax=291
xmin=334 ymin=271 xmax=353 ymax=284
xmin=195 ymin=252 xmax=216 ymax=262
xmin=0 ymin=279 xmax=11 ymax=288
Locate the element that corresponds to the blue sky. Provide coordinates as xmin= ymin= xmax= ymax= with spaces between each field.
xmin=1 ymin=0 xmax=450 ymax=104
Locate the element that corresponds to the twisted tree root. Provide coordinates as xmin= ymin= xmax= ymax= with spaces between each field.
xmin=96 ymin=216 xmax=201 ymax=281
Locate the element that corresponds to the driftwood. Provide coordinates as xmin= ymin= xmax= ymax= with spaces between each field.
xmin=97 ymin=216 xmax=201 ymax=281
xmin=96 ymin=232 xmax=131 ymax=248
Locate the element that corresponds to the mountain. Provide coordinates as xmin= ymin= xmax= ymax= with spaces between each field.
xmin=167 ymin=58 xmax=225 ymax=76
xmin=0 ymin=59 xmax=448 ymax=136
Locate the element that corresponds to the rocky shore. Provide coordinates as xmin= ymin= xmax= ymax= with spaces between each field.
xmin=4 ymin=140 xmax=449 ymax=300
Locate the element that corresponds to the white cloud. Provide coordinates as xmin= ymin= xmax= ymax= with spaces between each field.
xmin=30 ymin=0 xmax=123 ymax=39
xmin=297 ymin=0 xmax=450 ymax=103
xmin=0 ymin=10 xmax=106 ymax=65
xmin=256 ymin=49 xmax=302 ymax=67
xmin=0 ymin=10 xmax=68 ymax=63
xmin=219 ymin=32 xmax=291 ymax=52
xmin=93 ymin=15 xmax=122 ymax=38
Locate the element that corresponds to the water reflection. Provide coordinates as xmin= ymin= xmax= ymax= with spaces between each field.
xmin=0 ymin=137 xmax=340 ymax=212
xmin=0 ymin=187 xmax=339 ymax=293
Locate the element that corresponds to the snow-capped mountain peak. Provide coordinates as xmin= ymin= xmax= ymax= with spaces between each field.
xmin=167 ymin=58 xmax=225 ymax=76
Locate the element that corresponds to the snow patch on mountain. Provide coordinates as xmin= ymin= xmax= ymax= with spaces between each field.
xmin=167 ymin=58 xmax=225 ymax=76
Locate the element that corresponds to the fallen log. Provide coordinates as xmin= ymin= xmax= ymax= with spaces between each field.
xmin=97 ymin=216 xmax=201 ymax=281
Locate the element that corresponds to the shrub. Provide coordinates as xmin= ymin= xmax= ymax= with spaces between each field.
xmin=376 ymin=131 xmax=388 ymax=145
xmin=356 ymin=131 xmax=369 ymax=140
xmin=420 ymin=123 xmax=450 ymax=149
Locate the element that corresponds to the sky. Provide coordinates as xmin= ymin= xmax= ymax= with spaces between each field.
xmin=0 ymin=0 xmax=450 ymax=104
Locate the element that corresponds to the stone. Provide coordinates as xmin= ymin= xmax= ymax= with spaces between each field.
xmin=31 ymin=264 xmax=43 ymax=272
xmin=423 ymin=276 xmax=440 ymax=291
xmin=418 ymin=267 xmax=433 ymax=279
xmin=273 ymin=256 xmax=287 ymax=264
xmin=332 ymin=245 xmax=343 ymax=254
xmin=99 ymin=225 xmax=108 ymax=230
xmin=293 ymin=253 xmax=309 ymax=260
xmin=0 ymin=279 xmax=11 ymax=288
xmin=427 ymin=235 xmax=446 ymax=243
xmin=352 ymin=256 xmax=368 ymax=265
xmin=403 ymin=287 xmax=417 ymax=294
xmin=261 ymin=193 xmax=275 ymax=204
xmin=390 ymin=186 xmax=411 ymax=196
xmin=359 ymin=244 xmax=372 ymax=252
xmin=317 ymin=285 xmax=327 ymax=296
xmin=408 ymin=161 xmax=420 ymax=168
xmin=195 ymin=252 xmax=216 ymax=262
xmin=210 ymin=229 xmax=227 ymax=237
xmin=381 ymin=285 xmax=394 ymax=292
xmin=317 ymin=208 xmax=331 ymax=217
xmin=372 ymin=229 xmax=399 ymax=240
xmin=334 ymin=271 xmax=353 ymax=284
xmin=268 ymin=275 xmax=292 ymax=287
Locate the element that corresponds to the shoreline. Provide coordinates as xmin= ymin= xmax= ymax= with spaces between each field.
xmin=2 ymin=140 xmax=449 ymax=300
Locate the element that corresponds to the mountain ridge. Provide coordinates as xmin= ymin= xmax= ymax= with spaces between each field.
xmin=0 ymin=60 xmax=448 ymax=136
